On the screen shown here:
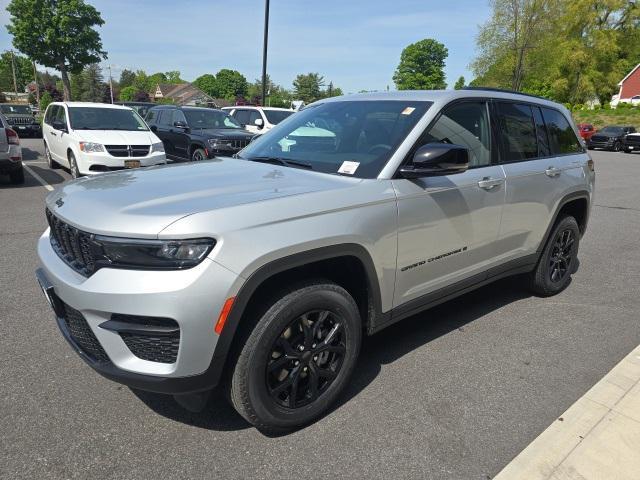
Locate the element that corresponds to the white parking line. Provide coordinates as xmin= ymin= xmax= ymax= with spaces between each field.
xmin=22 ymin=162 xmax=54 ymax=191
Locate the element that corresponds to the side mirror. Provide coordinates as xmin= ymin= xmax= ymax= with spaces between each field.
xmin=173 ymin=120 xmax=188 ymax=129
xmin=149 ymin=125 xmax=158 ymax=132
xmin=254 ymin=118 xmax=264 ymax=129
xmin=52 ymin=120 xmax=67 ymax=133
xmin=399 ymin=143 xmax=469 ymax=178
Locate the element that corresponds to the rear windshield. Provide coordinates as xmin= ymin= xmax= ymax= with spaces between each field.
xmin=264 ymin=109 xmax=294 ymax=125
xmin=0 ymin=105 xmax=31 ymax=115
xmin=68 ymin=107 xmax=148 ymax=131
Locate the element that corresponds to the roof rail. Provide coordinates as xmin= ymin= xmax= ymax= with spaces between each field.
xmin=461 ymin=86 xmax=550 ymax=101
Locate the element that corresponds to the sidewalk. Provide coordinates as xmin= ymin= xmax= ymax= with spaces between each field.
xmin=494 ymin=344 xmax=640 ymax=480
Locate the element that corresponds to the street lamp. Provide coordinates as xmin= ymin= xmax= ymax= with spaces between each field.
xmin=261 ymin=0 xmax=270 ymax=106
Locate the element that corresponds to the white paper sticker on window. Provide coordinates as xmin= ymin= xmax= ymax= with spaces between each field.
xmin=401 ymin=107 xmax=416 ymax=115
xmin=338 ymin=161 xmax=360 ymax=175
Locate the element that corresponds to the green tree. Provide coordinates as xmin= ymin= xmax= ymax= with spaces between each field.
xmin=454 ymin=76 xmax=466 ymax=89
xmin=6 ymin=0 xmax=106 ymax=101
xmin=133 ymin=70 xmax=150 ymax=92
xmin=193 ymin=74 xmax=219 ymax=97
xmin=119 ymin=69 xmax=136 ymax=89
xmin=70 ymin=71 xmax=86 ymax=100
xmin=0 ymin=51 xmax=32 ymax=92
xmin=215 ymin=69 xmax=248 ymax=99
xmin=81 ymin=64 xmax=103 ymax=102
xmin=39 ymin=91 xmax=53 ymax=112
xmin=393 ymin=39 xmax=448 ymax=90
xmin=118 ymin=85 xmax=135 ymax=101
xmin=293 ymin=73 xmax=325 ymax=102
xmin=164 ymin=71 xmax=184 ymax=84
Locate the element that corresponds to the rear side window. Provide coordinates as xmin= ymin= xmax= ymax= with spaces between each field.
xmin=233 ymin=109 xmax=251 ymax=126
xmin=496 ymin=103 xmax=537 ymax=162
xmin=540 ymin=108 xmax=582 ymax=154
xmin=159 ymin=109 xmax=174 ymax=126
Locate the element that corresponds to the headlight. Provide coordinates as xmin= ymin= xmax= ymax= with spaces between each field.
xmin=93 ymin=236 xmax=215 ymax=269
xmin=150 ymin=141 xmax=165 ymax=153
xmin=79 ymin=142 xmax=104 ymax=153
xmin=207 ymin=138 xmax=233 ymax=150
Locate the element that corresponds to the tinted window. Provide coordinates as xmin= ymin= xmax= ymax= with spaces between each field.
xmin=541 ymin=108 xmax=582 ymax=154
xmin=0 ymin=105 xmax=31 ymax=114
xmin=145 ymin=108 xmax=157 ymax=123
xmin=55 ymin=106 xmax=67 ymax=125
xmin=497 ymin=103 xmax=537 ymax=162
xmin=159 ymin=109 xmax=174 ymax=126
xmin=248 ymin=110 xmax=262 ymax=126
xmin=264 ymin=109 xmax=294 ymax=124
xmin=68 ymin=107 xmax=147 ymax=131
xmin=183 ymin=109 xmax=241 ymax=129
xmin=532 ymin=107 xmax=550 ymax=157
xmin=44 ymin=105 xmax=57 ymax=125
xmin=233 ymin=109 xmax=251 ymax=126
xmin=241 ymin=100 xmax=432 ymax=179
xmin=172 ymin=109 xmax=187 ymax=125
xmin=421 ymin=101 xmax=491 ymax=167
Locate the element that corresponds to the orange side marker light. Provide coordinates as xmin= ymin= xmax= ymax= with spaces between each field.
xmin=214 ymin=297 xmax=235 ymax=334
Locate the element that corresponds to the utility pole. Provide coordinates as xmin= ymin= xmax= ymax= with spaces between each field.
xmin=261 ymin=0 xmax=270 ymax=107
xmin=108 ymin=64 xmax=114 ymax=103
xmin=32 ymin=60 xmax=40 ymax=105
xmin=10 ymin=50 xmax=18 ymax=94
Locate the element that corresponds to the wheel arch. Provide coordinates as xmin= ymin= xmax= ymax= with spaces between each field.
xmin=537 ymin=190 xmax=591 ymax=255
xmin=208 ymin=244 xmax=386 ymax=387
xmin=189 ymin=142 xmax=206 ymax=158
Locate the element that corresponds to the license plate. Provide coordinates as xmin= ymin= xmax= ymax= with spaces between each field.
xmin=124 ymin=159 xmax=141 ymax=169
xmin=17 ymin=126 xmax=26 ymax=130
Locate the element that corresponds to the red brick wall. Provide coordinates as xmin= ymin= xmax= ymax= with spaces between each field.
xmin=620 ymin=67 xmax=640 ymax=98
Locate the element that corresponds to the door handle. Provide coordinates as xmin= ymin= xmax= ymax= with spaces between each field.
xmin=50 ymin=132 xmax=56 ymax=136
xmin=477 ymin=177 xmax=504 ymax=190
xmin=545 ymin=166 xmax=561 ymax=177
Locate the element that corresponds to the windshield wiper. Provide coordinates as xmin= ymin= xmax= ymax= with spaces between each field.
xmin=246 ymin=156 xmax=313 ymax=170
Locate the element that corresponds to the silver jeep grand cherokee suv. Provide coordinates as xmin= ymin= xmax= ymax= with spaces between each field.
xmin=36 ymin=89 xmax=595 ymax=431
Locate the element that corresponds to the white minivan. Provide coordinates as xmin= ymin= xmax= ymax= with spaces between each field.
xmin=43 ymin=102 xmax=167 ymax=178
xmin=221 ymin=106 xmax=294 ymax=135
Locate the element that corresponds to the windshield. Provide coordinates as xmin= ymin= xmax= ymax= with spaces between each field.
xmin=264 ymin=109 xmax=294 ymax=125
xmin=239 ymin=100 xmax=432 ymax=178
xmin=68 ymin=107 xmax=148 ymax=131
xmin=184 ymin=109 xmax=242 ymax=129
xmin=0 ymin=105 xmax=31 ymax=115
xmin=600 ymin=126 xmax=624 ymax=135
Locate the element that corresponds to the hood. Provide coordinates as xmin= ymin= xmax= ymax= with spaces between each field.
xmin=73 ymin=129 xmax=159 ymax=145
xmin=195 ymin=128 xmax=254 ymax=140
xmin=45 ymin=158 xmax=359 ymax=237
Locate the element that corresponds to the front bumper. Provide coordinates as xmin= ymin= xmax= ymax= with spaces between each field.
xmin=588 ymin=139 xmax=615 ymax=149
xmin=37 ymin=229 xmax=241 ymax=394
xmin=76 ymin=150 xmax=167 ymax=175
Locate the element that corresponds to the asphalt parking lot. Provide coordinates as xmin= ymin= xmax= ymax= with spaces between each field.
xmin=1 ymin=140 xmax=639 ymax=480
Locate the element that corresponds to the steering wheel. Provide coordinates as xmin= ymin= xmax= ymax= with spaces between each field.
xmin=367 ymin=144 xmax=392 ymax=155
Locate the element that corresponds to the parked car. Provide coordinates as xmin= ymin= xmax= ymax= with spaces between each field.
xmin=623 ymin=131 xmax=640 ymax=153
xmin=145 ymin=105 xmax=254 ymax=161
xmin=577 ymin=123 xmax=596 ymax=141
xmin=222 ymin=106 xmax=294 ymax=134
xmin=36 ymin=89 xmax=594 ymax=431
xmin=42 ymin=102 xmax=167 ymax=178
xmin=0 ymin=113 xmax=24 ymax=184
xmin=117 ymin=101 xmax=156 ymax=119
xmin=0 ymin=103 xmax=42 ymax=138
xmin=588 ymin=125 xmax=636 ymax=151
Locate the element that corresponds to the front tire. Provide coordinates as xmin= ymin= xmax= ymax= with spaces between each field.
xmin=529 ymin=215 xmax=580 ymax=297
xmin=191 ymin=147 xmax=206 ymax=161
xmin=228 ymin=281 xmax=361 ymax=432
xmin=45 ymin=143 xmax=59 ymax=169
xmin=613 ymin=141 xmax=622 ymax=152
xmin=68 ymin=151 xmax=80 ymax=179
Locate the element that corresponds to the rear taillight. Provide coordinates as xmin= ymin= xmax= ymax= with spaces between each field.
xmin=6 ymin=128 xmax=19 ymax=145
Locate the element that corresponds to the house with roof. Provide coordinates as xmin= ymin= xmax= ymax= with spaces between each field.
xmin=151 ymin=83 xmax=232 ymax=108
xmin=611 ymin=63 xmax=640 ymax=106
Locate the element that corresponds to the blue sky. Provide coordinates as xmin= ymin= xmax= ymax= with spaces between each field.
xmin=1 ymin=0 xmax=490 ymax=93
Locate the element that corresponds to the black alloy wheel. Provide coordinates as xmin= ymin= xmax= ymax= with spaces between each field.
xmin=267 ymin=310 xmax=346 ymax=409
xmin=191 ymin=148 xmax=206 ymax=161
xmin=548 ymin=229 xmax=575 ymax=284
xmin=614 ymin=141 xmax=622 ymax=152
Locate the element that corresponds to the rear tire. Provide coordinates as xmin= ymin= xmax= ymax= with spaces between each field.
xmin=228 ymin=281 xmax=361 ymax=432
xmin=529 ymin=215 xmax=580 ymax=297
xmin=9 ymin=167 xmax=25 ymax=184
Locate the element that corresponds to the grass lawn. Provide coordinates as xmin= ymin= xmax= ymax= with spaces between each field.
xmin=572 ymin=108 xmax=640 ymax=130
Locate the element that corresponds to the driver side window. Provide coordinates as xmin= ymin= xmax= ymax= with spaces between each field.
xmin=421 ymin=102 xmax=491 ymax=167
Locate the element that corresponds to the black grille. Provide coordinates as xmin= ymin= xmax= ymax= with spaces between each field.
xmin=63 ymin=304 xmax=110 ymax=363
xmin=8 ymin=117 xmax=31 ymax=125
xmin=105 ymin=145 xmax=150 ymax=157
xmin=46 ymin=209 xmax=96 ymax=276
xmin=590 ymin=135 xmax=610 ymax=143
xmin=626 ymin=136 xmax=640 ymax=146
xmin=113 ymin=315 xmax=180 ymax=364
xmin=231 ymin=139 xmax=250 ymax=150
